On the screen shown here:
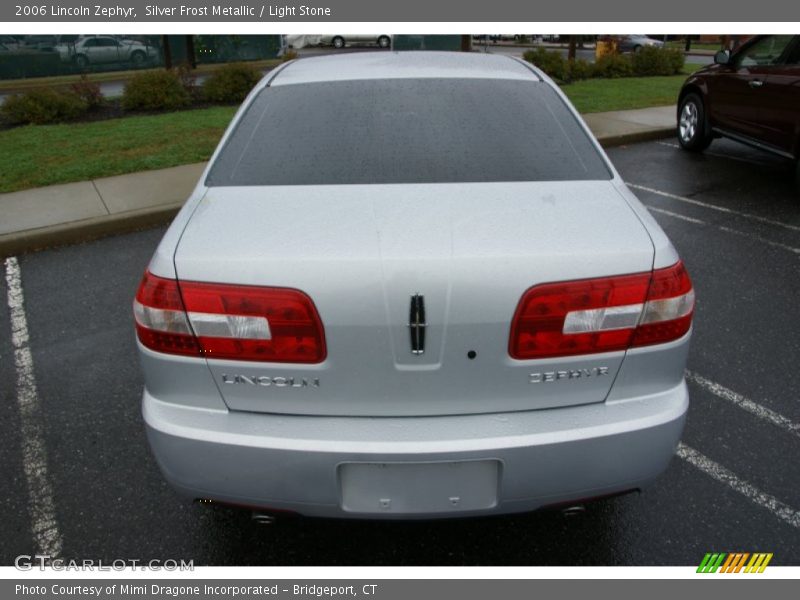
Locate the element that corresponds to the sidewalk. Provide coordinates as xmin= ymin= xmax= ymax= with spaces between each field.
xmin=0 ymin=105 xmax=677 ymax=257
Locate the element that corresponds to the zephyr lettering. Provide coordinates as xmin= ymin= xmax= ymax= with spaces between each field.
xmin=221 ymin=374 xmax=320 ymax=388
xmin=529 ymin=366 xmax=609 ymax=384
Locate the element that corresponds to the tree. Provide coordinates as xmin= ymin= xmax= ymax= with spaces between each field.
xmin=568 ymin=35 xmax=577 ymax=61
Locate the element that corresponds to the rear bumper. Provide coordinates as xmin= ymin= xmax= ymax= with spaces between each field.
xmin=143 ymin=381 xmax=688 ymax=519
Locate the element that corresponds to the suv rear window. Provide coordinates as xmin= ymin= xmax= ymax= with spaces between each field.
xmin=206 ymin=78 xmax=612 ymax=186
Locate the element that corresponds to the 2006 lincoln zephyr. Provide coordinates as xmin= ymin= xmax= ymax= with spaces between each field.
xmin=133 ymin=52 xmax=694 ymax=519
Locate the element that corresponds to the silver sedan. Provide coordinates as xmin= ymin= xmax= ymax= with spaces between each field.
xmin=319 ymin=34 xmax=391 ymax=49
xmin=134 ymin=51 xmax=694 ymax=519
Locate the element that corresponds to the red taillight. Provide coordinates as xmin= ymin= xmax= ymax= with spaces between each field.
xmin=631 ymin=260 xmax=694 ymax=348
xmin=133 ymin=271 xmax=326 ymax=363
xmin=134 ymin=271 xmax=200 ymax=357
xmin=509 ymin=261 xmax=694 ymax=360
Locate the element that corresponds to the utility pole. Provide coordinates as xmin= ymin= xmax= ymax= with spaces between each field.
xmin=185 ymin=35 xmax=196 ymax=68
xmin=161 ymin=35 xmax=172 ymax=69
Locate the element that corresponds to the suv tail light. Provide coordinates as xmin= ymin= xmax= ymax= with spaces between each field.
xmin=509 ymin=261 xmax=694 ymax=360
xmin=134 ymin=271 xmax=326 ymax=363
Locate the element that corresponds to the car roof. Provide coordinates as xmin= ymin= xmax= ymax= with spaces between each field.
xmin=270 ymin=51 xmax=541 ymax=87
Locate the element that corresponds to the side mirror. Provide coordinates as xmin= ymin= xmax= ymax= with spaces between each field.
xmin=714 ymin=50 xmax=731 ymax=65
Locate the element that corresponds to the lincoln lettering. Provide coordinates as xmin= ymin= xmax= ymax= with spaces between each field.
xmin=529 ymin=366 xmax=609 ymax=384
xmin=222 ymin=374 xmax=320 ymax=388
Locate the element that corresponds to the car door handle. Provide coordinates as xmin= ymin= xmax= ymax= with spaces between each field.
xmin=748 ymin=80 xmax=765 ymax=88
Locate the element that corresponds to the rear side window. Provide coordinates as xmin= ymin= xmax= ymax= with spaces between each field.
xmin=206 ymin=78 xmax=611 ymax=186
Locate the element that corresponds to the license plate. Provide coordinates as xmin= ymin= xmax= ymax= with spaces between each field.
xmin=339 ymin=460 xmax=499 ymax=514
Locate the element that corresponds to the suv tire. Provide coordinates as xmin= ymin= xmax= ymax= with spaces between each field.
xmin=677 ymin=93 xmax=713 ymax=152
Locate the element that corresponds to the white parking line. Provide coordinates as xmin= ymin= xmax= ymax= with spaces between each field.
xmin=655 ymin=141 xmax=779 ymax=168
xmin=686 ymin=371 xmax=800 ymax=439
xmin=646 ymin=206 xmax=704 ymax=225
xmin=4 ymin=257 xmax=63 ymax=560
xmin=678 ymin=443 xmax=800 ymax=529
xmin=627 ymin=182 xmax=800 ymax=233
xmin=715 ymin=225 xmax=800 ymax=255
xmin=644 ymin=204 xmax=800 ymax=255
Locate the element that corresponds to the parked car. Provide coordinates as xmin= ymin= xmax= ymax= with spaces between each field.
xmin=55 ymin=35 xmax=158 ymax=68
xmin=134 ymin=52 xmax=694 ymax=520
xmin=617 ymin=35 xmax=664 ymax=53
xmin=20 ymin=35 xmax=61 ymax=51
xmin=677 ymin=34 xmax=800 ymax=189
xmin=319 ymin=34 xmax=391 ymax=49
xmin=0 ymin=35 xmax=22 ymax=51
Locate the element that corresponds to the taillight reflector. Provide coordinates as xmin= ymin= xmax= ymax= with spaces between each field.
xmin=509 ymin=261 xmax=694 ymax=360
xmin=134 ymin=271 xmax=326 ymax=363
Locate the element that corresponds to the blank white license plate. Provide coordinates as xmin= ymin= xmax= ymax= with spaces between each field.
xmin=339 ymin=460 xmax=499 ymax=514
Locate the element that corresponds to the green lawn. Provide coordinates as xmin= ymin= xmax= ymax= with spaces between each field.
xmin=0 ymin=106 xmax=236 ymax=193
xmin=0 ymin=64 xmax=706 ymax=194
xmin=562 ymin=63 xmax=704 ymax=113
xmin=0 ymin=59 xmax=281 ymax=93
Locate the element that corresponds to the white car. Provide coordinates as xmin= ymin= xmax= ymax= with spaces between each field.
xmin=319 ymin=34 xmax=391 ymax=49
xmin=56 ymin=35 xmax=158 ymax=68
xmin=135 ymin=52 xmax=694 ymax=520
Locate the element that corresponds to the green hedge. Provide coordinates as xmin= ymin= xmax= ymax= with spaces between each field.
xmin=593 ymin=54 xmax=634 ymax=78
xmin=631 ymin=46 xmax=685 ymax=76
xmin=1 ymin=88 xmax=88 ymax=125
xmin=202 ymin=62 xmax=261 ymax=104
xmin=122 ymin=69 xmax=191 ymax=111
xmin=523 ymin=46 xmax=685 ymax=82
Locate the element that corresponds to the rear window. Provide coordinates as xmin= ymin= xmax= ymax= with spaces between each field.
xmin=206 ymin=78 xmax=611 ymax=187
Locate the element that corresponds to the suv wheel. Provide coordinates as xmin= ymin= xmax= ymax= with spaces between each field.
xmin=74 ymin=54 xmax=88 ymax=69
xmin=678 ymin=93 xmax=712 ymax=152
xmin=332 ymin=37 xmax=345 ymax=49
xmin=378 ymin=36 xmax=390 ymax=49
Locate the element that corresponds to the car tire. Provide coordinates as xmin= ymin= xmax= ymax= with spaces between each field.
xmin=677 ymin=93 xmax=713 ymax=152
xmin=130 ymin=51 xmax=146 ymax=67
xmin=74 ymin=54 xmax=88 ymax=69
xmin=633 ymin=45 xmax=642 ymax=53
xmin=378 ymin=36 xmax=390 ymax=49
xmin=332 ymin=37 xmax=345 ymax=49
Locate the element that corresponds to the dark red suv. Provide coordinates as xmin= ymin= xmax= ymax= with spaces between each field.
xmin=677 ymin=35 xmax=800 ymax=188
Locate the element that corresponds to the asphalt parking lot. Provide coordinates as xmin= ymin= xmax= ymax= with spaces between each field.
xmin=1 ymin=138 xmax=798 ymax=566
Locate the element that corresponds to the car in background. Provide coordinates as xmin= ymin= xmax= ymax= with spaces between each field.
xmin=319 ymin=34 xmax=391 ymax=49
xmin=20 ymin=35 xmax=61 ymax=51
xmin=617 ymin=35 xmax=664 ymax=53
xmin=0 ymin=35 xmax=22 ymax=51
xmin=676 ymin=34 xmax=800 ymax=190
xmin=134 ymin=52 xmax=694 ymax=520
xmin=55 ymin=35 xmax=159 ymax=68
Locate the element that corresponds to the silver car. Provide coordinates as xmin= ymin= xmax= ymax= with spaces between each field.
xmin=319 ymin=34 xmax=391 ymax=49
xmin=617 ymin=35 xmax=665 ymax=53
xmin=56 ymin=35 xmax=158 ymax=68
xmin=134 ymin=52 xmax=694 ymax=519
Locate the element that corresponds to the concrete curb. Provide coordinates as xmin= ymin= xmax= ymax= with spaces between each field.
xmin=0 ymin=201 xmax=183 ymax=259
xmin=0 ymin=127 xmax=676 ymax=259
xmin=597 ymin=127 xmax=675 ymax=148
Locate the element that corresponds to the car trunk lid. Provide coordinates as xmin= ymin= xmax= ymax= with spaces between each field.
xmin=174 ymin=180 xmax=654 ymax=417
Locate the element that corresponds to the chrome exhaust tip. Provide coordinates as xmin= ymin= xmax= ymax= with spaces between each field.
xmin=251 ymin=512 xmax=277 ymax=525
xmin=561 ymin=505 xmax=586 ymax=516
